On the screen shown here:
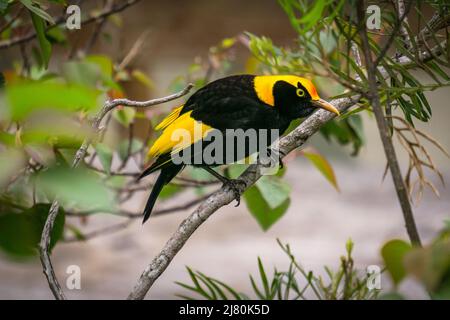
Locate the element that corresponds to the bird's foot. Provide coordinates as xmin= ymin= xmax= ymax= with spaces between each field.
xmin=223 ymin=179 xmax=246 ymax=207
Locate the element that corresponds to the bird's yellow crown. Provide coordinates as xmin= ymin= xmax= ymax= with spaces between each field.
xmin=253 ymin=75 xmax=320 ymax=106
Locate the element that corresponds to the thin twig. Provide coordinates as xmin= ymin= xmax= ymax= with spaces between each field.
xmin=66 ymin=193 xmax=213 ymax=219
xmin=83 ymin=0 xmax=114 ymax=54
xmin=64 ymin=220 xmax=132 ymax=242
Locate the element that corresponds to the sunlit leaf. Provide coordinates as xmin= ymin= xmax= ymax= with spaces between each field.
xmin=381 ymin=239 xmax=412 ymax=285
xmin=85 ymin=55 xmax=113 ymax=78
xmin=255 ymin=175 xmax=291 ymax=209
xmin=244 ymin=185 xmax=290 ymax=231
xmin=132 ymin=69 xmax=154 ymax=89
xmin=114 ymin=108 xmax=136 ymax=127
xmin=6 ymin=82 xmax=101 ymax=120
xmin=302 ymin=149 xmax=339 ymax=191
xmin=35 ymin=166 xmax=115 ymax=210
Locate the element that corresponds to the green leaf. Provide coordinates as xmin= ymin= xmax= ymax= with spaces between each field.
xmin=298 ymin=0 xmax=327 ymax=32
xmin=114 ymin=108 xmax=136 ymax=127
xmin=63 ymin=59 xmax=120 ymax=91
xmin=257 ymin=257 xmax=270 ymax=297
xmin=381 ymin=239 xmax=412 ymax=285
xmin=132 ymin=69 xmax=154 ymax=89
xmin=118 ymin=138 xmax=143 ymax=161
xmin=36 ymin=166 xmax=115 ymax=211
xmin=302 ymin=149 xmax=339 ymax=191
xmin=0 ymin=203 xmax=65 ymax=258
xmin=20 ymin=0 xmax=55 ymax=24
xmin=255 ymin=175 xmax=291 ymax=209
xmin=85 ymin=55 xmax=113 ymax=78
xmin=95 ymin=143 xmax=113 ymax=174
xmin=46 ymin=26 xmax=67 ymax=44
xmin=159 ymin=183 xmax=182 ymax=200
xmin=320 ymin=115 xmax=364 ymax=156
xmin=29 ymin=11 xmax=52 ymax=69
xmin=0 ymin=0 xmax=8 ymax=14
xmin=6 ymin=81 xmax=101 ymax=120
xmin=244 ymin=185 xmax=290 ymax=231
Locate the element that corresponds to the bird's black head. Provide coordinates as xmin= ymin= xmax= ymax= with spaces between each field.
xmin=253 ymin=75 xmax=339 ymax=120
xmin=273 ymin=80 xmax=317 ymax=118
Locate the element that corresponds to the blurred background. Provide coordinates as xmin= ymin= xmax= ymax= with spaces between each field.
xmin=0 ymin=0 xmax=448 ymax=299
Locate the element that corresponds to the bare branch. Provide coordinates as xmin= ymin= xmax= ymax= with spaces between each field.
xmin=39 ymin=84 xmax=193 ymax=300
xmin=63 ymin=220 xmax=132 ymax=243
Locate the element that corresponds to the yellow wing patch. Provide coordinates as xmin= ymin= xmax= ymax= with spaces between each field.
xmin=149 ymin=111 xmax=213 ymax=158
xmin=253 ymin=75 xmax=320 ymax=106
xmin=155 ymin=105 xmax=184 ymax=130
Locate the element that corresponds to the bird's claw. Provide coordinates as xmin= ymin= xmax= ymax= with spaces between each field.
xmin=223 ymin=179 xmax=246 ymax=207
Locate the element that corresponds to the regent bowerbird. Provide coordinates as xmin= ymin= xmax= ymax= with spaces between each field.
xmin=139 ymin=74 xmax=340 ymax=223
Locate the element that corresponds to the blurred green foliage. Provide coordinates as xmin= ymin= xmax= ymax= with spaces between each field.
xmin=381 ymin=222 xmax=450 ymax=299
xmin=0 ymin=203 xmax=65 ymax=258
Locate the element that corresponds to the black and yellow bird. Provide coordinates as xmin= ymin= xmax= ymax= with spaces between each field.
xmin=139 ymin=74 xmax=339 ymax=223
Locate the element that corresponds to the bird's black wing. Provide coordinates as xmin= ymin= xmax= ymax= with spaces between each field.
xmin=190 ymin=95 xmax=280 ymax=131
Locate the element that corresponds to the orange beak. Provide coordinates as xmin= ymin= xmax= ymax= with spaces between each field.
xmin=312 ymin=98 xmax=340 ymax=116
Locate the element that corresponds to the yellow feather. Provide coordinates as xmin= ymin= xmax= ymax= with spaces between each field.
xmin=149 ymin=111 xmax=213 ymax=157
xmin=155 ymin=105 xmax=184 ymax=131
xmin=254 ymin=75 xmax=320 ymax=106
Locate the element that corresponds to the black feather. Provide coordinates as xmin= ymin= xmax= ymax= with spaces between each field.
xmin=142 ymin=164 xmax=182 ymax=223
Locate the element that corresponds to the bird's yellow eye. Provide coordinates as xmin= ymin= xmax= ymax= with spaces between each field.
xmin=296 ymin=88 xmax=305 ymax=97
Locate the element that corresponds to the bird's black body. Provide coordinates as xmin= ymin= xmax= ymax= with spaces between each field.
xmin=184 ymin=75 xmax=290 ymax=132
xmin=139 ymin=74 xmax=338 ymax=222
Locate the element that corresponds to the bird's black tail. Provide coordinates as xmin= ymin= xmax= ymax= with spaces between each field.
xmin=141 ymin=164 xmax=182 ymax=224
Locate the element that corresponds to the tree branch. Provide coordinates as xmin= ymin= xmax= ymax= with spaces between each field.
xmin=39 ymin=84 xmax=193 ymax=300
xmin=0 ymin=0 xmax=143 ymax=50
xmin=357 ymin=1 xmax=422 ymax=246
